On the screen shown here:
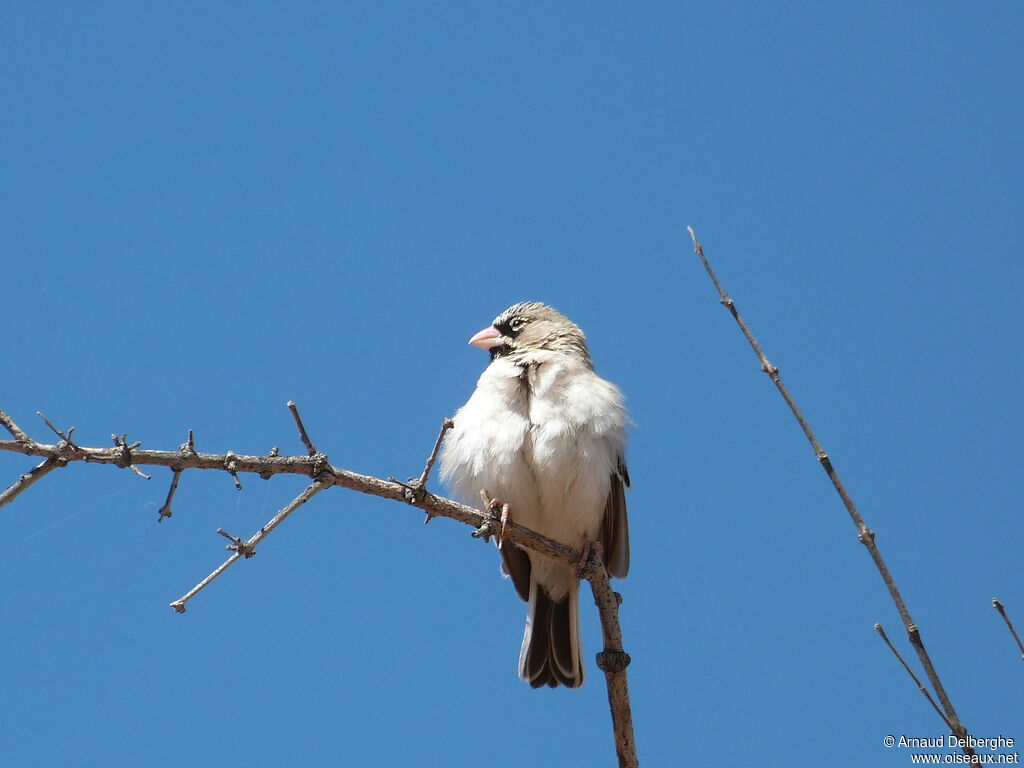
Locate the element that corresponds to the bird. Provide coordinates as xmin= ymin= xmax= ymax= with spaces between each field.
xmin=440 ymin=302 xmax=630 ymax=688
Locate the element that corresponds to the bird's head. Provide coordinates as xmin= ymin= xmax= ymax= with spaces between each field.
xmin=468 ymin=302 xmax=592 ymax=366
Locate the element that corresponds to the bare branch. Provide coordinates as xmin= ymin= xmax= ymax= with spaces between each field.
xmin=216 ymin=527 xmax=255 ymax=556
xmin=170 ymin=480 xmax=328 ymax=612
xmin=169 ymin=551 xmax=242 ymax=614
xmin=477 ymin=495 xmax=639 ymax=768
xmin=0 ymin=412 xmax=635 ymax=765
xmin=417 ymin=418 xmax=453 ymax=490
xmin=37 ymin=412 xmax=77 ymax=447
xmin=584 ymin=542 xmax=637 ymax=768
xmin=875 ymin=623 xmax=952 ymax=729
xmin=0 ymin=409 xmax=30 ymax=443
xmin=391 ymin=417 xmax=454 ymax=517
xmin=0 ymin=434 xmax=581 ymax=562
xmin=688 ymin=227 xmax=973 ymax=750
xmin=287 ymin=401 xmax=317 ymax=455
xmin=0 ymin=457 xmax=66 ymax=508
xmin=992 ymin=598 xmax=1024 ymax=661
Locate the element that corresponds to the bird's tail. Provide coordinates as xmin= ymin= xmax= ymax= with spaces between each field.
xmin=518 ymin=578 xmax=583 ymax=688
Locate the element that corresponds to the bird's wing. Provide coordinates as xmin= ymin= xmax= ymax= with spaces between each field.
xmin=500 ymin=541 xmax=533 ymax=602
xmin=600 ymin=455 xmax=630 ymax=579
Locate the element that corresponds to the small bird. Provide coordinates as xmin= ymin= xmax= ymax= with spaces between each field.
xmin=441 ymin=302 xmax=630 ymax=688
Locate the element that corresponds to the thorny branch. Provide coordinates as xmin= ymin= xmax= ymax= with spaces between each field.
xmin=687 ymin=226 xmax=975 ymax=758
xmin=0 ymin=404 xmax=638 ymax=768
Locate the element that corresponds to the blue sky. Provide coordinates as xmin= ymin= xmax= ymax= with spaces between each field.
xmin=2 ymin=3 xmax=1021 ymax=766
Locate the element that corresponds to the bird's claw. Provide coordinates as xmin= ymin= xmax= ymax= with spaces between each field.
xmin=497 ymin=502 xmax=511 ymax=549
xmin=576 ymin=539 xmax=595 ymax=578
xmin=473 ymin=490 xmax=510 ymax=546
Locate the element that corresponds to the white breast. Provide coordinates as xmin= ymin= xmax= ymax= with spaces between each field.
xmin=440 ymin=359 xmax=541 ymax=526
xmin=441 ymin=353 xmax=627 ymax=558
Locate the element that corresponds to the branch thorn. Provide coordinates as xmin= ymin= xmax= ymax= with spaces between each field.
xmin=157 ymin=468 xmax=183 ymax=522
xmin=112 ymin=434 xmax=150 ymax=479
xmin=224 ymin=452 xmax=243 ymax=490
xmin=287 ymin=401 xmax=317 ymax=456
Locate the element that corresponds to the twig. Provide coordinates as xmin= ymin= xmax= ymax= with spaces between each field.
xmin=37 ymin=412 xmax=77 ymax=447
xmin=216 ymin=527 xmax=255 ymax=556
xmin=688 ymin=227 xmax=973 ymax=749
xmin=170 ymin=480 xmax=327 ymax=612
xmin=224 ymin=451 xmax=243 ymax=490
xmin=0 ymin=457 xmax=65 ymax=508
xmin=992 ymin=599 xmax=1024 ymax=661
xmin=0 ymin=409 xmax=31 ymax=443
xmin=391 ymin=417 xmax=454 ymax=515
xmin=875 ymin=623 xmax=952 ymax=729
xmin=157 ymin=469 xmax=182 ymax=522
xmin=287 ymin=401 xmax=317 ymax=455
xmin=418 ymin=418 xmax=453 ymax=490
xmin=168 ymin=551 xmax=242 ymax=614
xmin=583 ymin=542 xmax=638 ymax=768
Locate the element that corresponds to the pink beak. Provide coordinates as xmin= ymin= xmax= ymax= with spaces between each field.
xmin=468 ymin=325 xmax=503 ymax=350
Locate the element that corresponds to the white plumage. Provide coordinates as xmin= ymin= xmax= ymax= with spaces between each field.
xmin=441 ymin=302 xmax=630 ymax=688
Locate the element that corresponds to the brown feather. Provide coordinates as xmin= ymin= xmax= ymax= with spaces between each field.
xmin=601 ymin=461 xmax=631 ymax=579
xmin=499 ymin=542 xmax=532 ymax=602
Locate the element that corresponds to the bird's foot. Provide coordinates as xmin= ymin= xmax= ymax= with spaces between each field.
xmin=472 ymin=490 xmax=510 ymax=546
xmin=576 ymin=539 xmax=609 ymax=580
xmin=576 ymin=539 xmax=595 ymax=578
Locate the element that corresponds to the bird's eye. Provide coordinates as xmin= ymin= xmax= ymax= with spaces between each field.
xmin=509 ymin=318 xmax=526 ymax=333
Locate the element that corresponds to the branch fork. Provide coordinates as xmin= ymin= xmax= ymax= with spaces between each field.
xmin=217 ymin=528 xmax=256 ymax=558
xmin=38 ymin=412 xmax=78 ymax=449
xmin=391 ymin=417 xmax=453 ymax=515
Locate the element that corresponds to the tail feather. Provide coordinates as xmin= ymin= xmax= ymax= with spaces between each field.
xmin=519 ymin=579 xmax=584 ymax=688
